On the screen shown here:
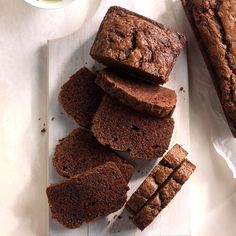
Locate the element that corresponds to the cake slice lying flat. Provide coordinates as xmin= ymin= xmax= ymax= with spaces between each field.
xmin=46 ymin=162 xmax=129 ymax=229
xmin=96 ymin=69 xmax=177 ymax=118
xmin=126 ymin=144 xmax=187 ymax=214
xmin=132 ymin=159 xmax=195 ymax=230
xmin=53 ymin=128 xmax=134 ymax=182
xmin=91 ymin=95 xmax=174 ymax=160
xmin=59 ymin=67 xmax=104 ymax=127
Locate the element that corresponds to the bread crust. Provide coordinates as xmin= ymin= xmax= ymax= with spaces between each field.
xmin=181 ymin=0 xmax=236 ymax=137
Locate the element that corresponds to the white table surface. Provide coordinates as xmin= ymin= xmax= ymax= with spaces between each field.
xmin=0 ymin=0 xmax=236 ymax=236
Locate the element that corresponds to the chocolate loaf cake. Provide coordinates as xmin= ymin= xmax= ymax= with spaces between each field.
xmin=90 ymin=6 xmax=186 ymax=84
xmin=46 ymin=162 xmax=129 ymax=229
xmin=59 ymin=67 xmax=104 ymax=127
xmin=181 ymin=0 xmax=236 ymax=137
xmin=96 ymin=69 xmax=177 ymax=118
xmin=132 ymin=159 xmax=195 ymax=230
xmin=126 ymin=144 xmax=187 ymax=215
xmin=53 ymin=128 xmax=134 ymax=182
xmin=91 ymin=95 xmax=174 ymax=160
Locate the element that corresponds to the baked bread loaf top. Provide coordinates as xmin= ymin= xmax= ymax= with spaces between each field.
xmin=96 ymin=69 xmax=176 ymax=118
xmin=181 ymin=0 xmax=236 ymax=137
xmin=91 ymin=95 xmax=174 ymax=160
xmin=90 ymin=6 xmax=186 ymax=84
xmin=46 ymin=162 xmax=129 ymax=229
xmin=53 ymin=128 xmax=134 ymax=182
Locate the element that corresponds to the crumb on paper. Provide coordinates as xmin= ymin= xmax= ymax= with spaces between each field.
xmin=118 ymin=215 xmax=122 ymax=219
xmin=38 ymin=118 xmax=41 ymax=120
xmin=41 ymin=128 xmax=46 ymax=134
xmin=51 ymin=117 xmax=55 ymax=121
xmin=179 ymin=87 xmax=185 ymax=93
xmin=43 ymin=123 xmax=46 ymax=126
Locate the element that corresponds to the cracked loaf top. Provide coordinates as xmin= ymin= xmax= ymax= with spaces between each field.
xmin=90 ymin=6 xmax=186 ymax=84
xmin=182 ymin=0 xmax=236 ymax=137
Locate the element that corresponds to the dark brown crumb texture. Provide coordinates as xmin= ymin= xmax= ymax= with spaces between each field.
xmin=125 ymin=144 xmax=187 ymax=215
xmin=96 ymin=69 xmax=177 ymax=118
xmin=41 ymin=128 xmax=46 ymax=133
xmin=59 ymin=67 xmax=104 ymax=128
xmin=181 ymin=0 xmax=236 ymax=137
xmin=53 ymin=128 xmax=134 ymax=182
xmin=46 ymin=162 xmax=129 ymax=229
xmin=90 ymin=6 xmax=186 ymax=84
xmin=91 ymin=95 xmax=174 ymax=160
xmin=132 ymin=159 xmax=196 ymax=230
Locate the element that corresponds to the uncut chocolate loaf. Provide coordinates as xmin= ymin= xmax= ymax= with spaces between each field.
xmin=126 ymin=144 xmax=187 ymax=215
xmin=96 ymin=69 xmax=177 ymax=118
xmin=59 ymin=67 xmax=104 ymax=127
xmin=46 ymin=162 xmax=129 ymax=229
xmin=91 ymin=95 xmax=174 ymax=160
xmin=90 ymin=6 xmax=186 ymax=84
xmin=53 ymin=128 xmax=134 ymax=182
xmin=181 ymin=0 xmax=236 ymax=137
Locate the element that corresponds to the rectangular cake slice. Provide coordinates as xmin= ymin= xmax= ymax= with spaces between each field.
xmin=90 ymin=6 xmax=186 ymax=84
xmin=96 ymin=69 xmax=177 ymax=118
xmin=132 ymin=159 xmax=195 ymax=230
xmin=46 ymin=162 xmax=129 ymax=229
xmin=125 ymin=144 xmax=187 ymax=214
xmin=91 ymin=95 xmax=174 ymax=160
xmin=53 ymin=128 xmax=134 ymax=182
xmin=59 ymin=67 xmax=104 ymax=127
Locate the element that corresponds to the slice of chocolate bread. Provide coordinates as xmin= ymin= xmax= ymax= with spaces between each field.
xmin=95 ymin=69 xmax=177 ymax=118
xmin=59 ymin=67 xmax=104 ymax=128
xmin=46 ymin=162 xmax=129 ymax=229
xmin=126 ymin=144 xmax=187 ymax=214
xmin=53 ymin=128 xmax=134 ymax=182
xmin=132 ymin=159 xmax=196 ymax=230
xmin=91 ymin=95 xmax=174 ymax=160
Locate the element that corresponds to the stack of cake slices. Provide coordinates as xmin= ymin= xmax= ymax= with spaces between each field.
xmin=46 ymin=6 xmax=196 ymax=231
